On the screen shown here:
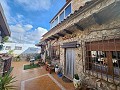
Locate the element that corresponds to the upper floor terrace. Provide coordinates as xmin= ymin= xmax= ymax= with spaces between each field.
xmin=40 ymin=0 xmax=120 ymax=42
xmin=50 ymin=0 xmax=92 ymax=29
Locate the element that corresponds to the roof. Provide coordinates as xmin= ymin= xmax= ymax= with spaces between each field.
xmin=0 ymin=4 xmax=11 ymax=37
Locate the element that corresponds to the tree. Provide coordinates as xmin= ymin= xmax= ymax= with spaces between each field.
xmin=0 ymin=36 xmax=9 ymax=51
xmin=2 ymin=36 xmax=9 ymax=43
xmin=8 ymin=50 xmax=14 ymax=56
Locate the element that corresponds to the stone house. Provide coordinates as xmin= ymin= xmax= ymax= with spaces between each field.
xmin=38 ymin=0 xmax=120 ymax=89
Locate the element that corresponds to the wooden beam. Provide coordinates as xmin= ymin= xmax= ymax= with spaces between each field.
xmin=74 ymin=23 xmax=84 ymax=31
xmin=64 ymin=29 xmax=72 ymax=34
xmin=92 ymin=13 xmax=102 ymax=25
xmin=57 ymin=33 xmax=64 ymax=37
xmin=45 ymin=39 xmax=49 ymax=41
xmin=49 ymin=37 xmax=55 ymax=40
xmin=52 ymin=35 xmax=59 ymax=39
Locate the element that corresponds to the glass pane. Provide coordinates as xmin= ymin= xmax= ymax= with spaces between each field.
xmin=54 ymin=17 xmax=58 ymax=25
xmin=59 ymin=11 xmax=64 ymax=22
xmin=112 ymin=51 xmax=120 ymax=67
xmin=112 ymin=51 xmax=120 ymax=76
xmin=51 ymin=17 xmax=58 ymax=28
xmin=65 ymin=4 xmax=71 ymax=17
xmin=51 ymin=21 xmax=54 ymax=28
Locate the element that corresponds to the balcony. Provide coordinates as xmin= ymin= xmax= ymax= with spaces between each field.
xmin=50 ymin=1 xmax=72 ymax=29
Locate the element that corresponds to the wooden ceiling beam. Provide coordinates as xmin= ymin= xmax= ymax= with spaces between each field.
xmin=52 ymin=35 xmax=59 ymax=39
xmin=74 ymin=23 xmax=84 ymax=31
xmin=57 ymin=33 xmax=64 ymax=37
xmin=64 ymin=29 xmax=72 ymax=34
xmin=49 ymin=37 xmax=55 ymax=40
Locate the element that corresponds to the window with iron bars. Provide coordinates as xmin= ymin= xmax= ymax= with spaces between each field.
xmin=51 ymin=45 xmax=60 ymax=60
xmin=84 ymin=35 xmax=120 ymax=84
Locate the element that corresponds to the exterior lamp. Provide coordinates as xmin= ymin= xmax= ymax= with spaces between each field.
xmin=76 ymin=44 xmax=80 ymax=48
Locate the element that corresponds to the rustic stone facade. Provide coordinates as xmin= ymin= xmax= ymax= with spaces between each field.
xmin=72 ymin=0 xmax=91 ymax=12
xmin=56 ymin=20 xmax=120 ymax=90
xmin=41 ymin=0 xmax=120 ymax=89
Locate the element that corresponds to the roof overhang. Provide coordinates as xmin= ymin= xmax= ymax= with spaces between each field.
xmin=42 ymin=0 xmax=120 ymax=41
xmin=0 ymin=4 xmax=10 ymax=37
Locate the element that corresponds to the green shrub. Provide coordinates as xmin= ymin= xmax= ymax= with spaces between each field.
xmin=0 ymin=68 xmax=17 ymax=90
xmin=74 ymin=74 xmax=79 ymax=80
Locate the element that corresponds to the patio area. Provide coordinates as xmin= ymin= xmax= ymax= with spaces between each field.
xmin=11 ymin=61 xmax=74 ymax=90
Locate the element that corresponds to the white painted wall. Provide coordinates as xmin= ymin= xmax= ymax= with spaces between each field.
xmin=0 ymin=42 xmax=41 ymax=56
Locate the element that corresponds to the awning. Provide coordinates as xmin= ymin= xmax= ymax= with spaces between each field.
xmin=61 ymin=41 xmax=77 ymax=48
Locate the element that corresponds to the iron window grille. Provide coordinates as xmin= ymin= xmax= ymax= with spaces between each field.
xmin=84 ymin=33 xmax=120 ymax=85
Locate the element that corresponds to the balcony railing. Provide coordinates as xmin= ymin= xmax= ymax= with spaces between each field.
xmin=50 ymin=1 xmax=72 ymax=29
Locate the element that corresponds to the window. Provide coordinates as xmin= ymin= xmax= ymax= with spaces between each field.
xmin=5 ymin=46 xmax=11 ymax=50
xmin=50 ymin=3 xmax=72 ymax=28
xmin=65 ymin=4 xmax=71 ymax=17
xmin=85 ymin=39 xmax=120 ymax=82
xmin=59 ymin=11 xmax=64 ymax=22
xmin=51 ymin=46 xmax=60 ymax=60
xmin=54 ymin=17 xmax=58 ymax=26
xmin=15 ymin=46 xmax=22 ymax=50
xmin=51 ymin=17 xmax=58 ymax=28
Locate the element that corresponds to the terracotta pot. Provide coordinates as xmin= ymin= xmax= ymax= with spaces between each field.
xmin=73 ymin=78 xmax=82 ymax=89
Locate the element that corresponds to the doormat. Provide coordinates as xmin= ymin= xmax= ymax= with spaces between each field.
xmin=62 ymin=76 xmax=73 ymax=83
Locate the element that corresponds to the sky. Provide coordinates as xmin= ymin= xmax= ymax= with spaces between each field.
xmin=0 ymin=0 xmax=65 ymax=44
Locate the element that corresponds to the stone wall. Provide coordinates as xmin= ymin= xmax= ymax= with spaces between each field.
xmin=41 ymin=0 xmax=120 ymax=89
xmin=42 ymin=0 xmax=116 ymax=41
xmin=72 ymin=0 xmax=92 ymax=12
xmin=56 ymin=12 xmax=120 ymax=90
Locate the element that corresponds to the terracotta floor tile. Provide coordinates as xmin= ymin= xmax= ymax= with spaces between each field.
xmin=24 ymin=75 xmax=61 ymax=90
xmin=11 ymin=61 xmax=75 ymax=90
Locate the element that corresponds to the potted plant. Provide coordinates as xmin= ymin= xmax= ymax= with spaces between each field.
xmin=0 ymin=68 xmax=17 ymax=90
xmin=73 ymin=74 xmax=82 ymax=89
xmin=45 ymin=56 xmax=51 ymax=64
xmin=55 ymin=65 xmax=59 ymax=73
xmin=16 ymin=56 xmax=20 ymax=61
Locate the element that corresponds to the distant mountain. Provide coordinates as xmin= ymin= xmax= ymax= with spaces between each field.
xmin=21 ymin=47 xmax=40 ymax=54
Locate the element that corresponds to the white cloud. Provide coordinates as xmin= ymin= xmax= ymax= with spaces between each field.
xmin=10 ymin=24 xmax=47 ymax=44
xmin=24 ymin=24 xmax=33 ymax=31
xmin=17 ymin=14 xmax=24 ymax=19
xmin=10 ymin=24 xmax=24 ymax=33
xmin=15 ymin=0 xmax=51 ymax=11
xmin=0 ymin=0 xmax=48 ymax=44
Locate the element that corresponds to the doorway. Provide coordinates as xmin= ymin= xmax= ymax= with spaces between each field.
xmin=65 ymin=48 xmax=75 ymax=79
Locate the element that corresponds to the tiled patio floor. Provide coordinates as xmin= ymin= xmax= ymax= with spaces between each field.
xmin=11 ymin=61 xmax=74 ymax=90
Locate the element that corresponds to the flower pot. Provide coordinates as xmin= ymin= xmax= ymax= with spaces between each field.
xmin=73 ymin=78 xmax=82 ymax=89
xmin=55 ymin=67 xmax=59 ymax=73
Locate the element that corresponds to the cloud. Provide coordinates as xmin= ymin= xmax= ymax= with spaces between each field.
xmin=10 ymin=24 xmax=47 ymax=44
xmin=15 ymin=0 xmax=51 ymax=11
xmin=0 ymin=0 xmax=48 ymax=44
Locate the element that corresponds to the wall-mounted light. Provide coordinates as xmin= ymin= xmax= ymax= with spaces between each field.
xmin=76 ymin=44 xmax=80 ymax=48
